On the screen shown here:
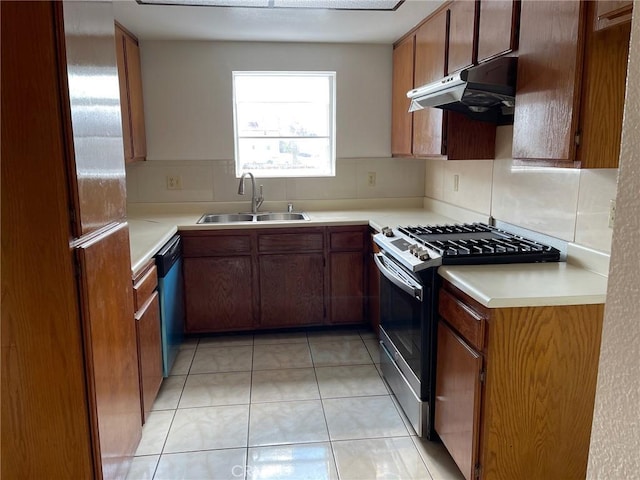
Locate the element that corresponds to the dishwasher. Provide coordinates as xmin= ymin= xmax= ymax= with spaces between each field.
xmin=155 ymin=235 xmax=185 ymax=377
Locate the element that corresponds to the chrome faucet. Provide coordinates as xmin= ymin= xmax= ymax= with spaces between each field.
xmin=237 ymin=172 xmax=264 ymax=213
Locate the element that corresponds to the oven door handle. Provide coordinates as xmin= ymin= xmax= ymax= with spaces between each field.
xmin=374 ymin=253 xmax=423 ymax=302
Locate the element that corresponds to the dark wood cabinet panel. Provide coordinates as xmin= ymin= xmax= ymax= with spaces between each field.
xmin=445 ymin=112 xmax=497 ymax=160
xmin=260 ymin=254 xmax=325 ymax=327
xmin=513 ymin=0 xmax=630 ymax=168
xmin=329 ymin=252 xmax=365 ymax=325
xmin=594 ymin=0 xmax=632 ymax=30
xmin=182 ymin=227 xmax=368 ymax=333
xmin=435 ymin=321 xmax=483 ymax=480
xmin=258 ymin=230 xmax=324 ymax=253
xmin=512 ymin=0 xmax=585 ymax=164
xmin=76 ymin=224 xmax=142 ymax=480
xmin=368 ymin=235 xmax=381 ymax=336
xmin=183 ymin=233 xmax=252 ymax=257
xmin=391 ymin=35 xmax=415 ymax=156
xmin=64 ymin=4 xmax=127 ymax=237
xmin=184 ymin=256 xmax=255 ymax=333
xmin=577 ymin=1 xmax=631 ymax=169
xmin=1 ymin=3 xmax=95 ymax=476
xmin=447 ymin=0 xmax=477 ymax=74
xmin=135 ymin=291 xmax=163 ymax=424
xmin=330 ymin=228 xmax=366 ymax=251
xmin=438 ymin=288 xmax=486 ymax=351
xmin=133 ymin=263 xmax=157 ymax=310
xmin=413 ymin=8 xmax=448 ymax=157
xmin=115 ymin=23 xmax=146 ymax=163
xmin=477 ymin=0 xmax=520 ymax=62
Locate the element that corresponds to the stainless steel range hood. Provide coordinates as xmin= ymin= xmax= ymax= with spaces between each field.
xmin=407 ymin=56 xmax=517 ymax=124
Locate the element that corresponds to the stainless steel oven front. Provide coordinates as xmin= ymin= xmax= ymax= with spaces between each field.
xmin=374 ymin=251 xmax=439 ymax=439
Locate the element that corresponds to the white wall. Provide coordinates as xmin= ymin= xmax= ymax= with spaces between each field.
xmin=587 ymin=9 xmax=640 ymax=477
xmin=126 ymin=40 xmax=426 ymax=204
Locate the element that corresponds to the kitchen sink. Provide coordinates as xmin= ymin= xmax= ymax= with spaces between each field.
xmin=256 ymin=212 xmax=309 ymax=221
xmin=197 ymin=212 xmax=310 ymax=224
xmin=198 ymin=213 xmax=255 ymax=223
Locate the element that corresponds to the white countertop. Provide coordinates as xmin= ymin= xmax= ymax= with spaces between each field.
xmin=127 ymin=204 xmax=608 ymax=308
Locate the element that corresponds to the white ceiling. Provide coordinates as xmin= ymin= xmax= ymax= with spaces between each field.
xmin=113 ymin=0 xmax=443 ymax=44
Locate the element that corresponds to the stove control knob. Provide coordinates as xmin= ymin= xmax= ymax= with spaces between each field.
xmin=409 ymin=244 xmax=418 ymax=254
xmin=418 ymin=250 xmax=431 ymax=261
xmin=381 ymin=227 xmax=395 ymax=237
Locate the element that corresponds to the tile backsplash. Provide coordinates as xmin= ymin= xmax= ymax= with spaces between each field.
xmin=126 ymin=157 xmax=426 ymax=204
xmin=423 ymin=126 xmax=618 ymax=253
xmin=128 ymin=128 xmax=617 ymax=254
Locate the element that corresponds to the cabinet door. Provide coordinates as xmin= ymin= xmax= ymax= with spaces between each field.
xmin=447 ymin=0 xmax=477 ymax=74
xmin=595 ymin=0 xmax=632 ymax=30
xmin=260 ymin=254 xmax=324 ymax=327
xmin=64 ymin=4 xmax=127 ymax=237
xmin=115 ymin=26 xmax=133 ymax=163
xmin=577 ymin=1 xmax=631 ymax=168
xmin=435 ymin=321 xmax=483 ymax=480
xmin=115 ymin=23 xmax=147 ymax=164
xmin=477 ymin=0 xmax=520 ymax=62
xmin=329 ymin=252 xmax=365 ymax=325
xmin=124 ymin=32 xmax=147 ymax=161
xmin=512 ymin=1 xmax=585 ymax=164
xmin=183 ymin=256 xmax=255 ymax=333
xmin=136 ymin=291 xmax=163 ymax=424
xmin=391 ymin=35 xmax=415 ymax=156
xmin=413 ymin=8 xmax=448 ymax=157
xmin=76 ymin=223 xmax=142 ymax=480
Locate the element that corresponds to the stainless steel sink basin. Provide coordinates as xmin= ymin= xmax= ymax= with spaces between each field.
xmin=197 ymin=213 xmax=254 ymax=223
xmin=256 ymin=212 xmax=310 ymax=222
xmin=197 ymin=212 xmax=310 ymax=224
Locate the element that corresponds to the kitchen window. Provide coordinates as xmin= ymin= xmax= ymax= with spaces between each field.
xmin=232 ymin=71 xmax=336 ymax=178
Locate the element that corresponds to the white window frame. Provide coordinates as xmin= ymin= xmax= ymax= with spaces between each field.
xmin=232 ymin=71 xmax=337 ymax=178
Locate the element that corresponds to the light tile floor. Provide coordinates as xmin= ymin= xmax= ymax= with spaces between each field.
xmin=127 ymin=329 xmax=465 ymax=480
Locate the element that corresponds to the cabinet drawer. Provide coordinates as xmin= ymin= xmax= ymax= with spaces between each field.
xmin=438 ymin=288 xmax=486 ymax=351
xmin=133 ymin=263 xmax=157 ymax=311
xmin=330 ymin=229 xmax=366 ymax=251
xmin=182 ymin=234 xmax=252 ymax=257
xmin=258 ymin=232 xmax=324 ymax=253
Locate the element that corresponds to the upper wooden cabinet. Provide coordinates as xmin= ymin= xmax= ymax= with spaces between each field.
xmin=512 ymin=0 xmax=630 ymax=168
xmin=594 ymin=1 xmax=633 ymax=30
xmin=413 ymin=8 xmax=448 ymax=157
xmin=477 ymin=0 xmax=520 ymax=62
xmin=391 ymin=35 xmax=415 ymax=156
xmin=447 ymin=0 xmax=478 ymax=74
xmin=391 ymin=3 xmax=497 ymax=160
xmin=115 ymin=23 xmax=147 ymax=163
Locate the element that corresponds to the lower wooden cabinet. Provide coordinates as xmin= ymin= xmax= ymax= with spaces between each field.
xmin=132 ymin=260 xmax=163 ymax=424
xmin=260 ymin=254 xmax=325 ymax=327
xmin=435 ymin=321 xmax=483 ymax=480
xmin=183 ymin=256 xmax=255 ymax=332
xmin=435 ymin=281 xmax=605 ymax=480
xmin=182 ymin=225 xmax=369 ymax=333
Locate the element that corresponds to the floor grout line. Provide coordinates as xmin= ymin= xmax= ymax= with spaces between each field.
xmin=136 ymin=327 xmax=456 ymax=480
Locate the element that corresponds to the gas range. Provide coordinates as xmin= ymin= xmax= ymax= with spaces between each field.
xmin=374 ymin=222 xmax=561 ymax=273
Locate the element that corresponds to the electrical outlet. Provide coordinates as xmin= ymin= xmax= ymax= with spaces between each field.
xmin=367 ymin=172 xmax=376 ymax=187
xmin=167 ymin=175 xmax=182 ymax=190
xmin=453 ymin=174 xmax=460 ymax=192
xmin=608 ymin=199 xmax=616 ymax=228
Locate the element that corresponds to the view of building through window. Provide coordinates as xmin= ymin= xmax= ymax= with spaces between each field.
xmin=232 ymin=71 xmax=336 ymax=178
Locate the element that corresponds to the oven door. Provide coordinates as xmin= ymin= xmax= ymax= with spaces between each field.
xmin=374 ymin=251 xmax=435 ymax=437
